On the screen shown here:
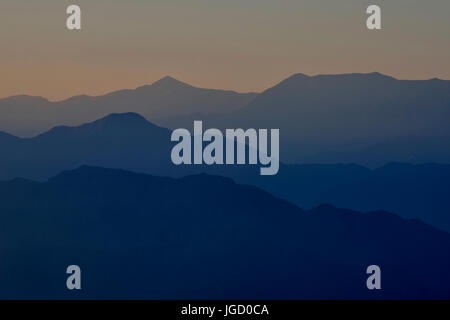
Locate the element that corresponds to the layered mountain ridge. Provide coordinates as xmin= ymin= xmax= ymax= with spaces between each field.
xmin=0 ymin=165 xmax=448 ymax=299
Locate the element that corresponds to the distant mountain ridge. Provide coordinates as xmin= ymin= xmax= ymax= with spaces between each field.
xmin=0 ymin=165 xmax=449 ymax=299
xmin=157 ymin=72 xmax=450 ymax=166
xmin=248 ymin=72 xmax=450 ymax=166
xmin=2 ymin=72 xmax=449 ymax=165
xmin=0 ymin=76 xmax=257 ymax=137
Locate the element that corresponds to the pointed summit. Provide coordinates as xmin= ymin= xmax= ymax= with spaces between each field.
xmin=78 ymin=112 xmax=163 ymax=131
xmin=149 ymin=76 xmax=193 ymax=89
xmin=38 ymin=112 xmax=167 ymax=139
xmin=95 ymin=112 xmax=148 ymax=124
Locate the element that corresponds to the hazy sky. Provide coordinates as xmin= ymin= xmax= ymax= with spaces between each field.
xmin=1 ymin=0 xmax=449 ymax=100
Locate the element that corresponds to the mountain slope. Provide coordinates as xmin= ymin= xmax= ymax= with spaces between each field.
xmin=220 ymin=162 xmax=450 ymax=233
xmin=0 ymin=76 xmax=257 ymax=137
xmin=0 ymin=166 xmax=449 ymax=299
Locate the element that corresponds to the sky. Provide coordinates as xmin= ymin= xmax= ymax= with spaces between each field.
xmin=1 ymin=0 xmax=449 ymax=100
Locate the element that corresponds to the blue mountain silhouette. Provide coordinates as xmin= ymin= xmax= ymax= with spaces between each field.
xmin=1 ymin=112 xmax=449 ymax=232
xmin=225 ymin=162 xmax=450 ymax=233
xmin=0 ymin=113 xmax=172 ymax=180
xmin=0 ymin=165 xmax=449 ymax=299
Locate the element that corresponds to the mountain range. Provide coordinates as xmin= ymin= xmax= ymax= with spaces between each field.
xmin=157 ymin=73 xmax=450 ymax=166
xmin=0 ymin=165 xmax=449 ymax=299
xmin=2 ymin=73 xmax=449 ymax=166
xmin=1 ymin=72 xmax=450 ymax=299
xmin=0 ymin=76 xmax=256 ymax=137
xmin=1 ymin=112 xmax=449 ymax=233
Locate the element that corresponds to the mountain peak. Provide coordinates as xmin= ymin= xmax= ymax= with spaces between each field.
xmin=281 ymin=72 xmax=397 ymax=84
xmin=289 ymin=73 xmax=310 ymax=79
xmin=37 ymin=112 xmax=166 ymax=139
xmin=80 ymin=112 xmax=166 ymax=131
xmin=310 ymin=72 xmax=397 ymax=81
xmin=97 ymin=112 xmax=147 ymax=123
xmin=149 ymin=76 xmax=193 ymax=89
xmin=262 ymin=72 xmax=399 ymax=96
xmin=159 ymin=75 xmax=178 ymax=82
xmin=364 ymin=72 xmax=397 ymax=80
